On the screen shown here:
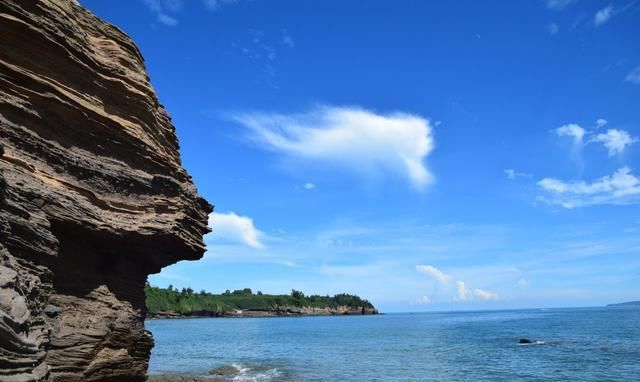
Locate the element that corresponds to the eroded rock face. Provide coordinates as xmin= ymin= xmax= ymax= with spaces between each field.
xmin=0 ymin=1 xmax=212 ymax=381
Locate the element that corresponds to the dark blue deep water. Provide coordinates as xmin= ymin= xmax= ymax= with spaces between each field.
xmin=146 ymin=307 xmax=640 ymax=381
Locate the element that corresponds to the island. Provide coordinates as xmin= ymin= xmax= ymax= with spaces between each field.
xmin=607 ymin=301 xmax=640 ymax=307
xmin=145 ymin=284 xmax=379 ymax=318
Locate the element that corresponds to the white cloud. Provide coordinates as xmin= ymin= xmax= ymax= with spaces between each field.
xmin=455 ymin=281 xmax=472 ymax=301
xmin=208 ymin=212 xmax=265 ymax=249
xmin=517 ymin=278 xmax=529 ymax=288
xmin=556 ymin=123 xmax=585 ymax=145
xmin=415 ymin=295 xmax=431 ymax=305
xmin=416 ymin=265 xmax=451 ymax=285
xmin=504 ymin=169 xmax=517 ymax=179
xmin=538 ymin=167 xmax=640 ymax=208
xmin=303 ymin=182 xmax=316 ymax=190
xmin=157 ymin=13 xmax=178 ymax=26
xmin=593 ymin=129 xmax=638 ymax=156
xmin=555 ymin=122 xmax=636 ymax=156
xmin=282 ymin=30 xmax=295 ymax=48
xmin=203 ymin=0 xmax=239 ymax=10
xmin=417 ymin=265 xmax=499 ymax=302
xmin=474 ymin=288 xmax=498 ymax=300
xmin=232 ymin=106 xmax=435 ymax=189
xmin=143 ymin=0 xmax=182 ymax=26
xmin=504 ymin=169 xmax=531 ymax=180
xmin=545 ymin=0 xmax=576 ymax=10
xmin=594 ymin=5 xmax=614 ymax=26
xmin=626 ymin=66 xmax=640 ymax=85
xmin=546 ymin=23 xmax=559 ymax=35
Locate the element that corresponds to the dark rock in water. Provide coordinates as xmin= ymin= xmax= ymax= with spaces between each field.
xmin=519 ymin=338 xmax=534 ymax=344
xmin=0 ymin=0 xmax=212 ymax=380
xmin=209 ymin=365 xmax=241 ymax=376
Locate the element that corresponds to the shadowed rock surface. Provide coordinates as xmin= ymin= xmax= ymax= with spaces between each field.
xmin=0 ymin=1 xmax=212 ymax=381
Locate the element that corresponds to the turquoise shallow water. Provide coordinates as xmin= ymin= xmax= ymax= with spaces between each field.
xmin=147 ymin=307 xmax=640 ymax=381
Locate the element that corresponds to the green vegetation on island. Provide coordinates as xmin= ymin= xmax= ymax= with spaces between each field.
xmin=145 ymin=284 xmax=377 ymax=317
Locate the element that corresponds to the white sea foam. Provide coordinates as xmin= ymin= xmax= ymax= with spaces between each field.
xmin=518 ymin=340 xmax=546 ymax=346
xmin=230 ymin=363 xmax=281 ymax=382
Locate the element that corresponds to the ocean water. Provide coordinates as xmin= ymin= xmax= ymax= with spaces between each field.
xmin=146 ymin=307 xmax=640 ymax=381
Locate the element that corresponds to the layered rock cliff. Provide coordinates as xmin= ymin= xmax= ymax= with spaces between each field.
xmin=0 ymin=1 xmax=212 ymax=381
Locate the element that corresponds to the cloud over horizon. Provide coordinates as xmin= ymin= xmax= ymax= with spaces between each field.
xmin=231 ymin=106 xmax=435 ymax=189
xmin=416 ymin=265 xmax=498 ymax=302
xmin=416 ymin=265 xmax=451 ymax=285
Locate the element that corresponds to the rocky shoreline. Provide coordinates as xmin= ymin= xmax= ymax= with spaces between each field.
xmin=147 ymin=306 xmax=379 ymax=319
xmin=148 ymin=375 xmax=218 ymax=382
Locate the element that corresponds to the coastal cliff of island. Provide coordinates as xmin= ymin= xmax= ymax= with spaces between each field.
xmin=0 ymin=1 xmax=211 ymax=381
xmin=145 ymin=286 xmax=379 ymax=318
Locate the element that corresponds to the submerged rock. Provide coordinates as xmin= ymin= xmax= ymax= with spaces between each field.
xmin=0 ymin=0 xmax=211 ymax=381
xmin=149 ymin=375 xmax=222 ymax=382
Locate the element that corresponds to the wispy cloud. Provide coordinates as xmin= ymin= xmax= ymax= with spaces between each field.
xmin=455 ymin=281 xmax=473 ymax=300
xmin=208 ymin=212 xmax=265 ymax=248
xmin=282 ymin=30 xmax=295 ymax=48
xmin=143 ymin=0 xmax=182 ymax=26
xmin=416 ymin=265 xmax=451 ymax=285
xmin=303 ymin=182 xmax=316 ymax=190
xmin=232 ymin=29 xmax=290 ymax=87
xmin=626 ymin=65 xmax=640 ymax=85
xmin=504 ymin=169 xmax=532 ymax=180
xmin=416 ymin=265 xmax=498 ymax=302
xmin=593 ymin=129 xmax=638 ymax=156
xmin=594 ymin=5 xmax=615 ymax=26
xmin=538 ymin=167 xmax=640 ymax=208
xmin=474 ymin=288 xmax=499 ymax=300
xmin=545 ymin=0 xmax=577 ymax=10
xmin=231 ymin=106 xmax=435 ymax=189
xmin=595 ymin=118 xmax=608 ymax=129
xmin=594 ymin=2 xmax=638 ymax=27
xmin=203 ymin=0 xmax=239 ymax=11
xmin=546 ymin=23 xmax=560 ymax=35
xmin=556 ymin=123 xmax=586 ymax=145
xmin=555 ymin=122 xmax=636 ymax=156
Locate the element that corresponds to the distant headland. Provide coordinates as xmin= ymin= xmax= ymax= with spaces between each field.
xmin=145 ymin=284 xmax=379 ymax=318
xmin=607 ymin=301 xmax=640 ymax=307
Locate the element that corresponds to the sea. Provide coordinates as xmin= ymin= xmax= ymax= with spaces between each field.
xmin=146 ymin=306 xmax=640 ymax=381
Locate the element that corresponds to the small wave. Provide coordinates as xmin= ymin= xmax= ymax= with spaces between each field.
xmin=208 ymin=363 xmax=282 ymax=382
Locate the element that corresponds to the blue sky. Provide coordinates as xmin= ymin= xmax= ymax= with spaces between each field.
xmin=82 ymin=0 xmax=640 ymax=311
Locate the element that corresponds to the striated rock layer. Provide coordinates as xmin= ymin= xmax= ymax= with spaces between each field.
xmin=0 ymin=1 xmax=212 ymax=381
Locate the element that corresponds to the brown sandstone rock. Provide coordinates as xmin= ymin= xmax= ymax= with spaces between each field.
xmin=0 ymin=1 xmax=212 ymax=381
